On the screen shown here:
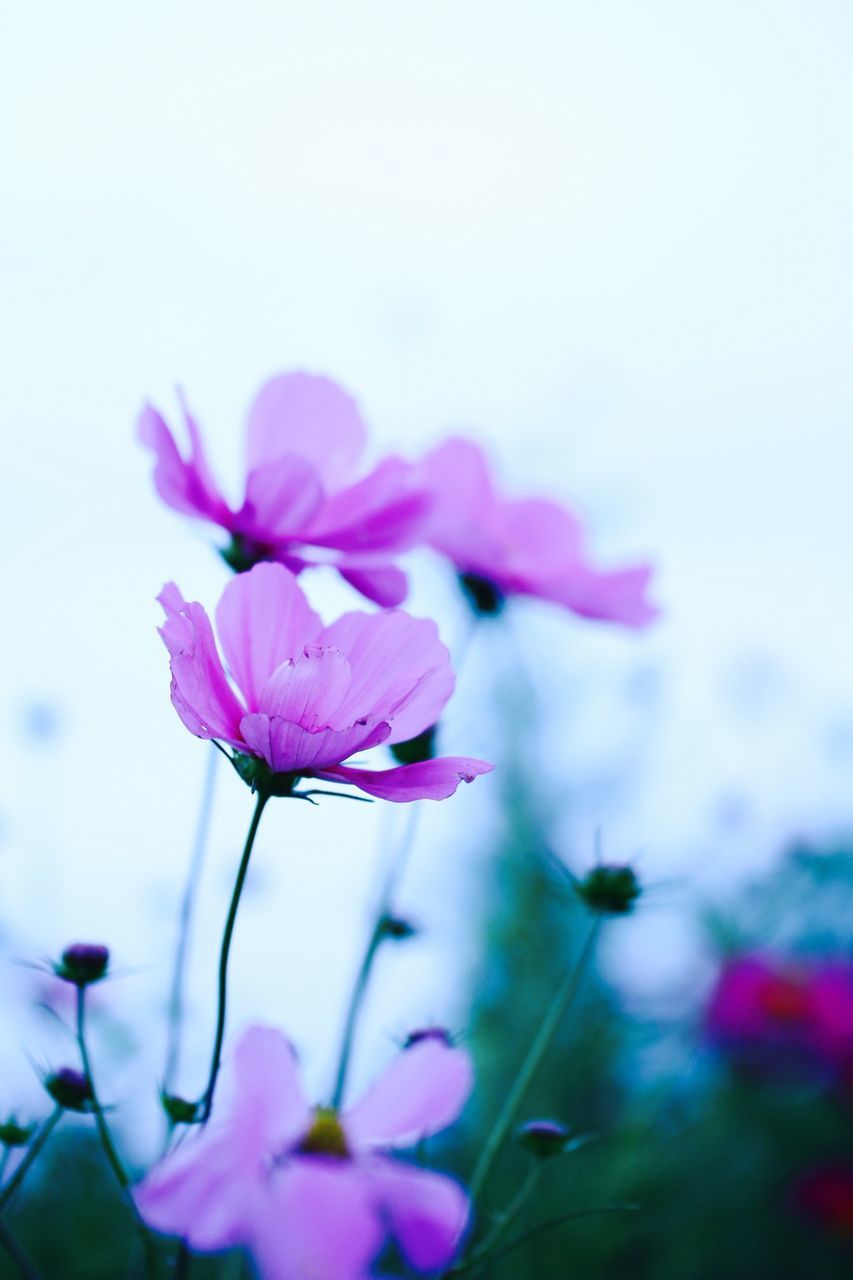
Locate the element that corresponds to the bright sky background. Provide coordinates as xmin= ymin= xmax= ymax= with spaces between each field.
xmin=1 ymin=2 xmax=852 ymax=1148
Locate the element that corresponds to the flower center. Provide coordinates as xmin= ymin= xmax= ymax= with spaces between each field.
xmin=296 ymin=1107 xmax=350 ymax=1159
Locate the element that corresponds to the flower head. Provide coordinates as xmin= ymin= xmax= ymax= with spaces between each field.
xmin=139 ymin=372 xmax=431 ymax=606
xmin=55 ymin=943 xmax=110 ymax=987
xmin=135 ymin=1025 xmax=473 ymax=1278
xmin=419 ymin=437 xmax=657 ymax=625
xmin=158 ymin=562 xmax=492 ymax=803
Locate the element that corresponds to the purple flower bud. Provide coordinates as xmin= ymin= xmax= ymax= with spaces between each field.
xmin=516 ymin=1119 xmax=572 ymax=1158
xmin=57 ymin=943 xmax=110 ymax=986
xmin=45 ymin=1068 xmax=93 ymax=1112
xmin=404 ymin=1027 xmax=453 ymax=1049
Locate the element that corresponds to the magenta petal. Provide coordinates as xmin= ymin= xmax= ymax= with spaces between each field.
xmin=540 ymin=563 xmax=658 ymax=627
xmin=158 ymin=586 xmax=245 ymax=743
xmin=319 ymin=612 xmax=454 ymax=744
xmin=240 ymin=715 xmax=391 ymax=774
xmin=250 ymin=1159 xmax=383 ymax=1280
xmin=344 ymin=1037 xmax=474 ymax=1148
xmin=138 ymin=403 xmax=229 ymax=524
xmin=134 ymin=1131 xmax=256 ymax=1251
xmin=223 ymin=1026 xmax=312 ymax=1161
xmin=306 ymin=457 xmax=432 ymax=551
xmin=337 ymin=561 xmax=409 ymax=607
xmin=245 ymin=372 xmax=367 ymax=488
xmin=258 ymin=647 xmax=352 ymax=731
xmin=236 ymin=455 xmax=325 ymax=541
xmin=368 ymin=1159 xmax=470 ymax=1272
xmin=420 ymin=437 xmax=500 ymax=565
xmin=215 ymin=563 xmax=323 ymax=711
xmin=317 ymin=757 xmax=493 ymax=803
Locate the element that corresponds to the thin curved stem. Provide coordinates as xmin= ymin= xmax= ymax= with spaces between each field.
xmin=165 ymin=744 xmax=219 ymax=1093
xmin=331 ymin=804 xmax=421 ymax=1108
xmin=0 ymin=1111 xmax=61 ymax=1210
xmin=468 ymin=918 xmax=602 ymax=1207
xmin=449 ymin=1162 xmax=544 ymax=1276
xmin=0 ymin=1217 xmax=41 ymax=1280
xmin=201 ymin=790 xmax=268 ymax=1122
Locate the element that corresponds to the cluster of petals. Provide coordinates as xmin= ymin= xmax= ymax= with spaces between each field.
xmin=706 ymin=955 xmax=853 ymax=1084
xmin=139 ymin=372 xmax=431 ymax=606
xmin=159 ymin=561 xmax=492 ymax=801
xmin=418 ymin=437 xmax=657 ymax=625
xmin=135 ymin=1026 xmax=473 ymax=1278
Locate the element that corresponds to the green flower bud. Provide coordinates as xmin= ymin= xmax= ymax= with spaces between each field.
xmin=378 ymin=914 xmax=417 ymax=942
xmin=0 ymin=1119 xmax=37 ymax=1148
xmin=458 ymin=572 xmax=506 ymax=617
xmin=56 ymin=943 xmax=110 ymax=986
xmin=516 ymin=1119 xmax=572 ymax=1158
xmin=576 ymin=864 xmax=641 ymax=915
xmin=160 ymin=1092 xmax=201 ymax=1126
xmin=45 ymin=1068 xmax=93 ymax=1112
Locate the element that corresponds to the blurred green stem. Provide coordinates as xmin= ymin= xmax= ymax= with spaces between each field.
xmin=201 ymin=790 xmax=268 ymax=1122
xmin=467 ymin=918 xmax=602 ymax=1207
xmin=450 ymin=1162 xmax=544 ymax=1275
xmin=0 ymin=1110 xmax=61 ymax=1210
xmin=0 ymin=1217 xmax=41 ymax=1280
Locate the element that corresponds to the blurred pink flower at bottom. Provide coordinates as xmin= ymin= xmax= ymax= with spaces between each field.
xmin=135 ymin=1026 xmax=473 ymax=1279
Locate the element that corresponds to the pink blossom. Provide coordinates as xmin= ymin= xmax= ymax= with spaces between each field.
xmin=419 ymin=437 xmax=657 ymax=624
xmin=135 ymin=1026 xmax=473 ymax=1278
xmin=705 ymin=955 xmax=853 ymax=1083
xmin=158 ymin=561 xmax=492 ymax=802
xmin=139 ymin=372 xmax=431 ymax=606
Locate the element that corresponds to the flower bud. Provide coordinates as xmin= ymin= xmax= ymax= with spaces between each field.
xmin=231 ymin=751 xmax=298 ymax=798
xmin=389 ymin=725 xmax=437 ymax=766
xmin=160 ymin=1092 xmax=201 ymax=1126
xmin=56 ymin=943 xmax=110 ymax=986
xmin=516 ymin=1119 xmax=572 ymax=1158
xmin=0 ymin=1119 xmax=36 ymax=1148
xmin=378 ymin=914 xmax=417 ymax=942
xmin=45 ymin=1068 xmax=93 ymax=1112
xmin=403 ymin=1027 xmax=453 ymax=1049
xmin=458 ymin=572 xmax=505 ymax=617
xmin=576 ymin=864 xmax=641 ymax=915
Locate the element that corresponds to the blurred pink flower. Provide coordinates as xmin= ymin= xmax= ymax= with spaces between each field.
xmin=135 ymin=1026 xmax=473 ymax=1278
xmin=159 ymin=561 xmax=492 ymax=802
xmin=794 ymin=1164 xmax=853 ymax=1237
xmin=419 ymin=437 xmax=657 ymax=624
xmin=706 ymin=955 xmax=853 ymax=1083
xmin=139 ymin=372 xmax=431 ymax=606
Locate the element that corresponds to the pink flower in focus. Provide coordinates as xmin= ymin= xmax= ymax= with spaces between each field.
xmin=135 ymin=1026 xmax=473 ymax=1278
xmin=419 ymin=437 xmax=657 ymax=624
xmin=159 ymin=561 xmax=492 ymax=802
xmin=706 ymin=955 xmax=853 ymax=1083
xmin=139 ymin=372 xmax=431 ymax=606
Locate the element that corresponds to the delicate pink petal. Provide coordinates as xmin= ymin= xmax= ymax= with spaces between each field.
xmin=420 ymin=437 xmax=500 ymax=566
xmin=538 ymin=563 xmax=658 ymax=627
xmin=258 ymin=647 xmax=352 ymax=731
xmin=138 ymin=403 xmax=229 ymax=524
xmin=245 ymin=372 xmax=367 ymax=488
xmin=235 ymin=455 xmax=325 ymax=541
xmin=179 ymin=392 xmax=232 ymax=517
xmin=240 ymin=715 xmax=391 ymax=774
xmin=344 ymin=1037 xmax=474 ymax=1148
xmin=223 ymin=1026 xmax=312 ymax=1161
xmin=497 ymin=498 xmax=585 ymax=580
xmin=337 ymin=561 xmax=409 ymax=607
xmin=319 ymin=612 xmax=454 ymax=743
xmin=134 ymin=1131 xmax=257 ymax=1251
xmin=251 ymin=1159 xmax=383 ymax=1280
xmin=158 ymin=586 xmax=245 ymax=743
xmin=215 ymin=563 xmax=323 ymax=711
xmin=306 ymin=457 xmax=432 ymax=551
xmin=368 ymin=1159 xmax=470 ymax=1272
xmin=318 ymin=757 xmax=493 ymax=803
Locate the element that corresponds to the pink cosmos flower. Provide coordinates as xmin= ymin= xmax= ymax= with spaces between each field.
xmin=135 ymin=1026 xmax=473 ymax=1278
xmin=418 ymin=437 xmax=657 ymax=624
xmin=705 ymin=955 xmax=853 ymax=1084
xmin=158 ymin=560 xmax=492 ymax=802
xmin=139 ymin=372 xmax=431 ymax=606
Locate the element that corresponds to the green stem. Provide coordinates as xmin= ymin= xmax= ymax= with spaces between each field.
xmin=0 ymin=1111 xmax=61 ymax=1210
xmin=468 ymin=919 xmax=602 ymax=1207
xmin=201 ymin=790 xmax=268 ymax=1122
xmin=449 ymin=1163 xmax=544 ymax=1276
xmin=165 ymin=744 xmax=219 ymax=1092
xmin=0 ymin=1217 xmax=41 ymax=1280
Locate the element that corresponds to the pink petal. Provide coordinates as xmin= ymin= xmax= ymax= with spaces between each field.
xmin=235 ymin=455 xmax=324 ymax=541
xmin=539 ymin=563 xmax=658 ymax=627
xmin=158 ymin=586 xmax=245 ymax=743
xmin=215 ymin=563 xmax=323 ymax=711
xmin=223 ymin=1026 xmax=312 ymax=1161
xmin=306 ymin=457 xmax=432 ymax=552
xmin=134 ymin=1130 xmax=257 ymax=1251
xmin=319 ymin=612 xmax=454 ymax=744
xmin=337 ymin=561 xmax=409 ymax=607
xmin=250 ymin=1159 xmax=383 ymax=1280
xmin=420 ymin=437 xmax=501 ymax=566
xmin=138 ymin=403 xmax=229 ymax=525
xmin=240 ymin=715 xmax=391 ymax=774
xmin=258 ymin=647 xmax=352 ymax=731
xmin=317 ymin=757 xmax=493 ymax=803
xmin=498 ymin=498 xmax=585 ymax=580
xmin=368 ymin=1159 xmax=470 ymax=1272
xmin=245 ymin=372 xmax=367 ymax=488
xmin=344 ymin=1036 xmax=474 ymax=1148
